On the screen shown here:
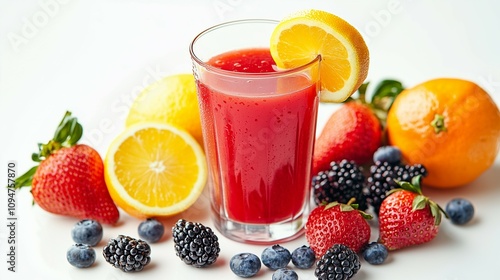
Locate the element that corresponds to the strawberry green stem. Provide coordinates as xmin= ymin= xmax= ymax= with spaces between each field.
xmin=9 ymin=111 xmax=83 ymax=190
xmin=391 ymin=175 xmax=448 ymax=226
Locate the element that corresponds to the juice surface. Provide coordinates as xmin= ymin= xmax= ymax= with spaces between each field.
xmin=197 ymin=48 xmax=318 ymax=224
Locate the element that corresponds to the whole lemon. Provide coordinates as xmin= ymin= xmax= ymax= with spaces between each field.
xmin=126 ymin=74 xmax=203 ymax=144
xmin=387 ymin=78 xmax=500 ymax=188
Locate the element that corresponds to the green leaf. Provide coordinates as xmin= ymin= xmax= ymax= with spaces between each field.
xmin=53 ymin=111 xmax=73 ymax=142
xmin=395 ymin=180 xmax=418 ymax=193
xmin=324 ymin=201 xmax=339 ymax=210
xmin=357 ymin=82 xmax=370 ymax=103
xmin=31 ymin=153 xmax=41 ymax=162
xmin=411 ymin=175 xmax=423 ymax=195
xmin=9 ymin=166 xmax=38 ymax=189
xmin=370 ymin=79 xmax=404 ymax=111
xmin=358 ymin=82 xmax=369 ymax=95
xmin=412 ymin=195 xmax=428 ymax=211
xmin=340 ymin=204 xmax=354 ymax=212
xmin=57 ymin=111 xmax=72 ymax=127
xmin=67 ymin=122 xmax=83 ymax=146
xmin=429 ymin=201 xmax=442 ymax=225
xmin=358 ymin=210 xmax=373 ymax=220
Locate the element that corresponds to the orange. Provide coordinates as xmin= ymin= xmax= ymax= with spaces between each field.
xmin=104 ymin=122 xmax=207 ymax=218
xmin=270 ymin=9 xmax=369 ymax=102
xmin=387 ymin=78 xmax=500 ymax=188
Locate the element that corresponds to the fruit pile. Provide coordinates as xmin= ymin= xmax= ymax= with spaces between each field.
xmin=8 ymin=7 xmax=500 ymax=280
xmin=301 ymin=74 xmax=498 ymax=277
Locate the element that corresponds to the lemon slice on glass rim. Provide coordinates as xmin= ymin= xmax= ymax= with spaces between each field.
xmin=270 ymin=9 xmax=369 ymax=102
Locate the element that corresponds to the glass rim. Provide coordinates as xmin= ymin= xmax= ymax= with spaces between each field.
xmin=189 ymin=19 xmax=321 ymax=78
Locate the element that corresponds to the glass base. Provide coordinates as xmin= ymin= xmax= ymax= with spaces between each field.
xmin=212 ymin=213 xmax=307 ymax=245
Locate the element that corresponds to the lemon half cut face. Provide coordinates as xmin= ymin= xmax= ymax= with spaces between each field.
xmin=104 ymin=122 xmax=207 ymax=218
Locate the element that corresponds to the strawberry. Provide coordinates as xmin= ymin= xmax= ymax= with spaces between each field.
xmin=313 ymin=101 xmax=382 ymax=174
xmin=378 ymin=175 xmax=447 ymax=250
xmin=14 ymin=112 xmax=119 ymax=224
xmin=305 ymin=199 xmax=372 ymax=257
xmin=313 ymin=80 xmax=405 ymax=174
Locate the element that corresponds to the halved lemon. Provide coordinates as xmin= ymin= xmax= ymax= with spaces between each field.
xmin=125 ymin=74 xmax=203 ymax=145
xmin=104 ymin=122 xmax=207 ymax=218
xmin=270 ymin=9 xmax=369 ymax=102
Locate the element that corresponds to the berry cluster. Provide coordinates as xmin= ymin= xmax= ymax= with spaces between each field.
xmin=66 ymin=219 xmax=103 ymax=268
xmin=312 ymin=146 xmax=428 ymax=215
xmin=312 ymin=159 xmax=367 ymax=210
xmin=229 ymin=244 xmax=316 ymax=279
xmin=66 ymin=218 xmax=165 ymax=271
xmin=365 ymin=161 xmax=428 ymax=215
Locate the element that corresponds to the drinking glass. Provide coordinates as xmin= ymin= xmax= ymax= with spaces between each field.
xmin=190 ymin=19 xmax=320 ymax=244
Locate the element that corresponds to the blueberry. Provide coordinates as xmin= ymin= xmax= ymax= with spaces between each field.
xmin=261 ymin=244 xmax=291 ymax=270
xmin=272 ymin=268 xmax=298 ymax=280
xmin=362 ymin=242 xmax=388 ymax=265
xmin=446 ymin=198 xmax=474 ymax=225
xmin=291 ymin=245 xmax=315 ymax=269
xmin=229 ymin=253 xmax=261 ymax=278
xmin=138 ymin=218 xmax=165 ymax=243
xmin=373 ymin=146 xmax=402 ymax=164
xmin=67 ymin=244 xmax=96 ymax=268
xmin=71 ymin=219 xmax=103 ymax=246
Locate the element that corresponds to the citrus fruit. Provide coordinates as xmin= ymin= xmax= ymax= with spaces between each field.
xmin=270 ymin=9 xmax=369 ymax=102
xmin=125 ymin=73 xmax=203 ymax=144
xmin=386 ymin=78 xmax=500 ymax=188
xmin=104 ymin=122 xmax=207 ymax=218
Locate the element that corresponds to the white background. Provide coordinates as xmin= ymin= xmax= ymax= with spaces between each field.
xmin=1 ymin=0 xmax=499 ymax=279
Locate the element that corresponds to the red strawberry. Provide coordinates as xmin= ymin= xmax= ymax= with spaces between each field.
xmin=14 ymin=112 xmax=119 ymax=224
xmin=305 ymin=200 xmax=372 ymax=257
xmin=313 ymin=101 xmax=382 ymax=174
xmin=378 ymin=176 xmax=447 ymax=250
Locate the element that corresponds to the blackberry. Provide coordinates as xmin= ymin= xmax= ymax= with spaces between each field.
xmin=365 ymin=161 xmax=428 ymax=215
xmin=172 ymin=219 xmax=220 ymax=268
xmin=312 ymin=159 xmax=367 ymax=210
xmin=315 ymin=244 xmax=360 ymax=280
xmin=102 ymin=235 xmax=151 ymax=272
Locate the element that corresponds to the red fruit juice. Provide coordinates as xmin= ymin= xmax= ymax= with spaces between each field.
xmin=197 ymin=48 xmax=318 ymax=224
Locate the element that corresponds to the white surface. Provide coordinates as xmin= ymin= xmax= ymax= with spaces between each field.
xmin=1 ymin=0 xmax=499 ymax=279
